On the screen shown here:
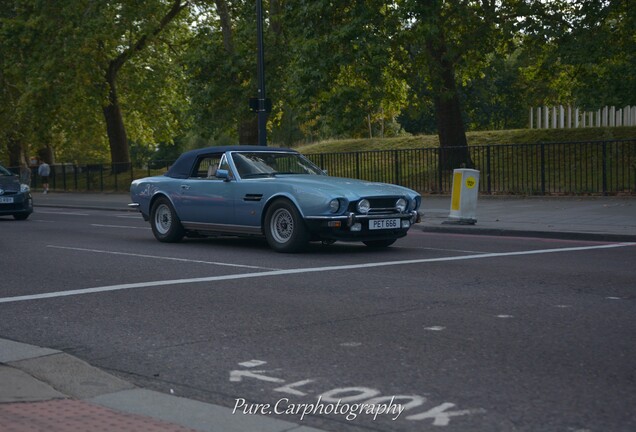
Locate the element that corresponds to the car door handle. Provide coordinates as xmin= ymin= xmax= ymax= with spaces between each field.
xmin=180 ymin=185 xmax=191 ymax=190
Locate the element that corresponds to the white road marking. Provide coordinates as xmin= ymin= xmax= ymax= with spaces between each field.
xmin=1 ymin=243 xmax=633 ymax=304
xmin=424 ymin=326 xmax=446 ymax=331
xmin=496 ymin=315 xmax=514 ymax=319
xmin=229 ymin=370 xmax=284 ymax=383
xmin=274 ymin=379 xmax=316 ymax=396
xmin=91 ymin=224 xmax=149 ymax=229
xmin=46 ymin=245 xmax=277 ymax=270
xmin=36 ymin=210 xmax=90 ymax=216
xmin=238 ymin=360 xmax=268 ymax=368
xmin=398 ymin=246 xmax=493 ymax=254
xmin=340 ymin=342 xmax=362 ymax=347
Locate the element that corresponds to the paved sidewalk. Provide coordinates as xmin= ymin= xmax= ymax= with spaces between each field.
xmin=33 ymin=192 xmax=636 ymax=242
xmin=0 ymin=338 xmax=323 ymax=432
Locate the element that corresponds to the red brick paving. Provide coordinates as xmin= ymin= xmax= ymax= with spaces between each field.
xmin=0 ymin=399 xmax=198 ymax=432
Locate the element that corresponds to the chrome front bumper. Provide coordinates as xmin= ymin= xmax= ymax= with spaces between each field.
xmin=306 ymin=210 xmax=420 ymax=227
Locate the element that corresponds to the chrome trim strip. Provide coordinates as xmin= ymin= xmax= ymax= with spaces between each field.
xmin=182 ymin=221 xmax=262 ymax=235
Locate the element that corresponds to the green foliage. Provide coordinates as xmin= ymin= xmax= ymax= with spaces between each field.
xmin=0 ymin=0 xmax=193 ymax=164
xmin=1 ymin=0 xmax=635 ymax=166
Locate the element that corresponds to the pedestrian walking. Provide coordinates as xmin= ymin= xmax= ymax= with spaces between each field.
xmin=38 ymin=160 xmax=50 ymax=193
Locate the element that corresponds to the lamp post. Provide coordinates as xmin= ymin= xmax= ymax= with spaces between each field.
xmin=256 ymin=0 xmax=267 ymax=146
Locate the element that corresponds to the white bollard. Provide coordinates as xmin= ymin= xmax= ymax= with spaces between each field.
xmin=446 ymin=169 xmax=480 ymax=225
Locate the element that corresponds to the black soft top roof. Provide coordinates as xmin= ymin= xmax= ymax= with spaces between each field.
xmin=165 ymin=145 xmax=297 ymax=179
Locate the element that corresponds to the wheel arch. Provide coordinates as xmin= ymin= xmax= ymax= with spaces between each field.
xmin=260 ymin=193 xmax=305 ymax=232
xmin=149 ymin=192 xmax=176 ymax=214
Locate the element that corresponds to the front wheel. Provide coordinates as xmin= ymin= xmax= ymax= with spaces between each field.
xmin=363 ymin=239 xmax=396 ymax=248
xmin=150 ymin=197 xmax=185 ymax=243
xmin=264 ymin=200 xmax=309 ymax=253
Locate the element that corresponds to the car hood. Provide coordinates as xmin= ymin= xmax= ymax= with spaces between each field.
xmin=0 ymin=174 xmax=20 ymax=193
xmin=269 ymin=175 xmax=417 ymax=198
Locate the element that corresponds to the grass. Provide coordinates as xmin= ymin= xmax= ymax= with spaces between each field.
xmin=294 ymin=127 xmax=636 ymax=153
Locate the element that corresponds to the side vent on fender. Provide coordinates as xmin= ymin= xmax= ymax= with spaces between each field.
xmin=244 ymin=194 xmax=263 ymax=202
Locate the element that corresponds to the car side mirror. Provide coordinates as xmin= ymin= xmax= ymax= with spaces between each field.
xmin=216 ymin=169 xmax=230 ymax=181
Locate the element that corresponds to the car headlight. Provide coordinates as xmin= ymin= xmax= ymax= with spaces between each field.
xmin=329 ymin=199 xmax=340 ymax=213
xmin=408 ymin=197 xmax=420 ymax=211
xmin=396 ymin=198 xmax=407 ymax=212
xmin=20 ymin=184 xmax=30 ymax=193
xmin=357 ymin=199 xmax=370 ymax=214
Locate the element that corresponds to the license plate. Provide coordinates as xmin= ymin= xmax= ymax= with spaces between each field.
xmin=369 ymin=218 xmax=400 ymax=230
xmin=0 ymin=197 xmax=14 ymax=204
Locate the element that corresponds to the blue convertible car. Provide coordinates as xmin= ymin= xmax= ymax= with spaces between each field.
xmin=130 ymin=146 xmax=421 ymax=252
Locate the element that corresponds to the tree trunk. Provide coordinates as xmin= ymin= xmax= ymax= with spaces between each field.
xmin=216 ymin=0 xmax=259 ymax=144
xmin=103 ymin=67 xmax=130 ymax=172
xmin=426 ymin=28 xmax=473 ymax=170
xmin=7 ymin=136 xmax=25 ymax=168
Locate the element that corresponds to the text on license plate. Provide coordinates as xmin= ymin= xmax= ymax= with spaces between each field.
xmin=369 ymin=218 xmax=400 ymax=230
xmin=0 ymin=197 xmax=14 ymax=204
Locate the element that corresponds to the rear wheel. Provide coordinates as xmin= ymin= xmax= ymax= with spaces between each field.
xmin=363 ymin=239 xmax=396 ymax=248
xmin=264 ymin=199 xmax=309 ymax=253
xmin=150 ymin=197 xmax=185 ymax=243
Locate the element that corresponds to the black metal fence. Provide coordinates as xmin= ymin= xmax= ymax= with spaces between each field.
xmin=306 ymin=139 xmax=636 ymax=195
xmin=11 ymin=139 xmax=636 ymax=195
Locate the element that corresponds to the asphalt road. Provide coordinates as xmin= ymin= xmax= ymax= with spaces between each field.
xmin=1 ymin=208 xmax=635 ymax=432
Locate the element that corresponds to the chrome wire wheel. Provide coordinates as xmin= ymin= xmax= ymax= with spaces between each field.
xmin=270 ymin=208 xmax=294 ymax=244
xmin=264 ymin=199 xmax=309 ymax=253
xmin=150 ymin=197 xmax=184 ymax=243
xmin=154 ymin=203 xmax=172 ymax=235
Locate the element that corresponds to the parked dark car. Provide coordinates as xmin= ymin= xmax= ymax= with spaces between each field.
xmin=130 ymin=146 xmax=422 ymax=252
xmin=0 ymin=163 xmax=33 ymax=220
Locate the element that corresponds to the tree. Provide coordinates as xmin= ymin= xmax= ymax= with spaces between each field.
xmin=398 ymin=0 xmax=501 ymax=169
xmin=281 ymin=0 xmax=408 ymax=140
xmin=0 ymin=0 xmax=193 ymax=169
xmin=186 ymin=0 xmax=259 ymax=144
xmin=97 ymin=0 xmax=191 ymax=169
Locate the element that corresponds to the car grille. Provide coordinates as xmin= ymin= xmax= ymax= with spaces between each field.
xmin=350 ymin=197 xmax=404 ymax=215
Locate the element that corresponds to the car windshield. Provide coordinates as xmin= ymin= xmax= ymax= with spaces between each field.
xmin=231 ymin=152 xmax=325 ymax=178
xmin=0 ymin=164 xmax=13 ymax=176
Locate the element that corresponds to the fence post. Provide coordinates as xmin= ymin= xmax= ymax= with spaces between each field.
xmin=602 ymin=142 xmax=608 ymax=196
xmin=62 ymin=165 xmax=67 ymax=191
xmin=393 ymin=150 xmax=399 ymax=185
xmin=486 ymin=145 xmax=492 ymax=194
xmin=540 ymin=143 xmax=546 ymax=195
xmin=437 ymin=148 xmax=443 ymax=193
